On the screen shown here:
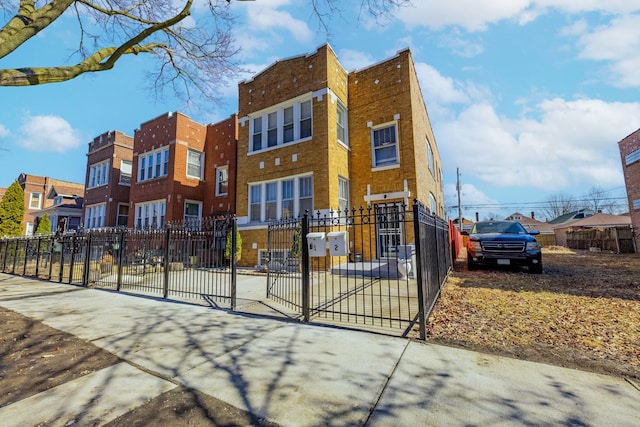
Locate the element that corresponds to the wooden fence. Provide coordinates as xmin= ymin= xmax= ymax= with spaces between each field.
xmin=566 ymin=226 xmax=635 ymax=254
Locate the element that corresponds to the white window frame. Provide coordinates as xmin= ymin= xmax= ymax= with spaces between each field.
xmin=119 ymin=160 xmax=132 ymax=185
xmin=134 ymin=199 xmax=166 ymax=230
xmin=85 ymin=203 xmax=106 ymax=229
xmin=248 ymin=96 xmax=313 ymax=153
xmin=429 ymin=193 xmax=437 ymax=214
xmin=625 ymin=149 xmax=640 ymax=166
xmin=88 ymin=160 xmax=110 ymax=189
xmin=633 ymin=199 xmax=640 ymax=210
xmin=336 ymin=101 xmax=348 ymax=146
xmin=215 ymin=166 xmax=229 ymax=196
xmin=184 ymin=200 xmax=203 ymax=223
xmin=29 ymin=192 xmax=42 ymax=209
xmin=137 ymin=147 xmax=169 ymax=182
xmin=186 ymin=149 xmax=204 ymax=179
xmin=248 ymin=175 xmax=314 ymax=223
xmin=371 ymin=122 xmax=399 ymax=169
xmin=25 ymin=222 xmax=35 ymax=236
xmin=338 ymin=176 xmax=349 ymax=212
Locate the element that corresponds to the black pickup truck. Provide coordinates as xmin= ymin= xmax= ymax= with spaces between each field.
xmin=463 ymin=220 xmax=543 ymax=274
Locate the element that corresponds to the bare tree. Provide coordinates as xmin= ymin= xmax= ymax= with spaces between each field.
xmin=543 ymin=193 xmax=577 ymax=220
xmin=0 ymin=0 xmax=410 ymax=102
xmin=580 ymin=186 xmax=621 ymax=214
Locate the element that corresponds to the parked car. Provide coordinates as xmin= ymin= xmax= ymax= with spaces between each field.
xmin=463 ymin=220 xmax=542 ymax=274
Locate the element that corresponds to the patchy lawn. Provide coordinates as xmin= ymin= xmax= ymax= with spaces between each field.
xmin=427 ymin=248 xmax=640 ymax=380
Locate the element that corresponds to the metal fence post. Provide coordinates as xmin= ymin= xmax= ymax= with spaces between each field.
xmin=11 ymin=239 xmax=19 ymax=274
xmin=163 ymin=227 xmax=170 ymax=299
xmin=83 ymin=232 xmax=92 ymax=286
xmin=35 ymin=236 xmax=42 ymax=277
xmin=413 ymin=201 xmax=427 ymax=340
xmin=68 ymin=235 xmax=76 ymax=284
xmin=117 ymin=230 xmax=125 ymax=291
xmin=230 ymin=219 xmax=237 ymax=311
xmin=22 ymin=238 xmax=29 ymax=276
xmin=301 ymin=212 xmax=310 ymax=322
xmin=58 ymin=237 xmax=65 ymax=283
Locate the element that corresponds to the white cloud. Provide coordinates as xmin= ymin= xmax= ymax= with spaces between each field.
xmin=17 ymin=115 xmax=83 ymax=153
xmin=0 ymin=124 xmax=10 ymax=138
xmin=394 ymin=1 xmax=640 ymax=32
xmin=337 ymin=49 xmax=376 ymax=71
xmin=437 ymin=98 xmax=639 ymax=191
xmin=243 ymin=0 xmax=314 ymax=45
xmin=571 ymin=14 xmax=640 ymax=87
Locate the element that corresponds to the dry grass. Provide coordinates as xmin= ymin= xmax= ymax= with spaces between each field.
xmin=426 ymin=249 xmax=640 ymax=380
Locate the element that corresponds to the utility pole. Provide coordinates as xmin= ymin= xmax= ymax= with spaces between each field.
xmin=457 ymin=167 xmax=462 ymax=231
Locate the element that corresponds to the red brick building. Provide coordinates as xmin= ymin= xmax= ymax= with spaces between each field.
xmin=618 ymin=129 xmax=640 ymax=252
xmin=17 ymin=174 xmax=84 ymax=235
xmin=129 ymin=112 xmax=237 ymax=229
xmin=83 ymin=130 xmax=134 ymax=228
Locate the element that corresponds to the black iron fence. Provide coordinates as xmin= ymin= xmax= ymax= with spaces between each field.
xmin=266 ymin=201 xmax=451 ymax=338
xmin=0 ymin=215 xmax=236 ymax=306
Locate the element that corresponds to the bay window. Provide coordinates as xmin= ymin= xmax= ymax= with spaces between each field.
xmin=137 ymin=147 xmax=169 ymax=182
xmin=248 ymin=176 xmax=313 ymax=222
xmin=249 ymin=98 xmax=313 ymax=153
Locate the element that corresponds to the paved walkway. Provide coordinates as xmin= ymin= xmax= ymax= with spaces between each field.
xmin=0 ymin=273 xmax=638 ymax=426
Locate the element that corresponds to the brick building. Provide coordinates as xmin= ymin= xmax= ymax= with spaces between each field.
xmin=618 ymin=129 xmax=640 ymax=252
xmin=17 ymin=173 xmax=84 ymax=235
xmin=129 ymin=112 xmax=237 ymax=229
xmin=235 ymin=44 xmax=444 ymax=266
xmin=83 ymin=130 xmax=134 ymax=228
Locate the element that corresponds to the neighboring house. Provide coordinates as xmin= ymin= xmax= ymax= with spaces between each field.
xmin=0 ymin=187 xmax=5 ymax=203
xmin=83 ymin=130 xmax=134 ymax=229
xmin=128 ymin=112 xmax=238 ymax=229
xmin=618 ymin=129 xmax=640 ymax=252
xmin=505 ymin=212 xmax=555 ymax=235
xmin=235 ymin=44 xmax=445 ymax=266
xmin=451 ymin=217 xmax=474 ymax=233
xmin=16 ymin=174 xmax=84 ymax=236
xmin=40 ymin=186 xmax=84 ymax=233
xmin=553 ymin=212 xmax=633 ymax=251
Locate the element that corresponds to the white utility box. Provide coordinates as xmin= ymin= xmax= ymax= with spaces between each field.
xmin=327 ymin=231 xmax=348 ymax=256
xmin=306 ymin=232 xmax=326 ymax=256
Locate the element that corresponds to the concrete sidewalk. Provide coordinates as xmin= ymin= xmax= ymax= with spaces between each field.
xmin=0 ymin=273 xmax=638 ymax=426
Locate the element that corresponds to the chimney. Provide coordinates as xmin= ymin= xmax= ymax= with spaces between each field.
xmin=531 ymin=211 xmax=535 ymax=220
xmin=475 ymin=212 xmax=479 ymax=222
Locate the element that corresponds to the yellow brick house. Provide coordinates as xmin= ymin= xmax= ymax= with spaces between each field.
xmin=236 ymin=44 xmax=444 ymax=266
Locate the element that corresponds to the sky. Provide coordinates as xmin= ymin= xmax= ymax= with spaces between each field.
xmin=2 ymin=0 xmax=640 ymax=221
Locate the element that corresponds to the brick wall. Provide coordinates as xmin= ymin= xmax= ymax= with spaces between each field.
xmin=618 ymin=129 xmax=640 ymax=251
xmin=205 ymin=114 xmax=238 ymax=215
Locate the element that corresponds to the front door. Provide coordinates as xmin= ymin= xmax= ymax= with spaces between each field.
xmin=375 ymin=204 xmax=403 ymax=258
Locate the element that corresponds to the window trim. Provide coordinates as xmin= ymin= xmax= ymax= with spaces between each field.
xmin=371 ymin=122 xmax=400 ymax=169
xmin=184 ymin=200 xmax=203 ymax=224
xmin=336 ymin=101 xmax=348 ymax=147
xmin=338 ymin=176 xmax=349 ymax=212
xmin=88 ymin=160 xmax=110 ymax=189
xmin=186 ymin=148 xmax=204 ymax=180
xmin=117 ymin=203 xmax=129 ymax=228
xmin=248 ymin=95 xmax=313 ymax=154
xmin=85 ymin=203 xmax=106 ymax=229
xmin=248 ymin=175 xmax=313 ymax=223
xmin=134 ymin=199 xmax=166 ymax=230
xmin=119 ymin=160 xmax=132 ymax=185
xmin=426 ymin=138 xmax=434 ymax=176
xmin=137 ymin=147 xmax=169 ymax=182
xmin=215 ymin=165 xmax=229 ymax=197
xmin=625 ymin=149 xmax=640 ymax=166
xmin=29 ymin=192 xmax=42 ymax=209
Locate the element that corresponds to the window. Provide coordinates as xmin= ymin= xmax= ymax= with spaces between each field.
xmin=372 ymin=124 xmax=398 ymax=167
xmin=626 ymin=149 xmax=640 ymax=166
xmin=250 ymin=184 xmax=262 ymax=221
xmin=184 ymin=201 xmax=202 ymax=224
xmin=281 ymin=180 xmax=294 ymax=218
xmin=29 ymin=192 xmax=42 ymax=209
xmin=300 ymin=100 xmax=312 ymax=139
xmin=216 ymin=166 xmax=229 ymax=196
xmin=283 ymin=107 xmax=294 ymax=143
xmin=88 ymin=161 xmax=110 ymax=188
xmin=267 ymin=112 xmax=278 ymax=147
xmin=119 ymin=160 xmax=132 ymax=185
xmin=85 ymin=203 xmax=106 ymax=229
xmin=265 ymin=182 xmax=278 ymax=221
xmin=25 ymin=223 xmax=34 ymax=236
xmin=249 ymin=98 xmax=313 ymax=153
xmin=429 ymin=193 xmax=437 ymax=214
xmin=299 ymin=176 xmax=313 ymax=215
xmin=249 ymin=176 xmax=313 ymax=222
xmin=633 ymin=199 xmax=640 ymax=210
xmin=137 ymin=147 xmax=169 ymax=182
xmin=338 ymin=177 xmax=349 ymax=212
xmin=134 ymin=200 xmax=165 ymax=229
xmin=337 ymin=102 xmax=347 ymax=145
xmin=252 ymin=117 xmax=263 ymax=151
xmin=187 ymin=149 xmax=203 ymax=179
xmin=426 ymin=140 xmax=434 ymax=175
xmin=53 ymin=196 xmax=63 ymax=206
xmin=117 ymin=204 xmax=129 ymax=227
